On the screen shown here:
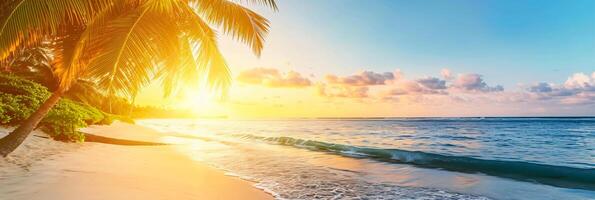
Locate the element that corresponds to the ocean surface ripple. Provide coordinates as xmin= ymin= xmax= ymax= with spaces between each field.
xmin=139 ymin=118 xmax=595 ymax=200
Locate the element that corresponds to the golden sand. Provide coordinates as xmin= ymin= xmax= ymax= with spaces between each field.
xmin=0 ymin=123 xmax=272 ymax=200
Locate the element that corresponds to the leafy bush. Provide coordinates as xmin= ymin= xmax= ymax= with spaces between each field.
xmin=0 ymin=75 xmax=46 ymax=124
xmin=0 ymin=74 xmax=117 ymax=142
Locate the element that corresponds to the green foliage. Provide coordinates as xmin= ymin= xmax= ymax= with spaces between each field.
xmin=39 ymin=99 xmax=106 ymax=142
xmin=0 ymin=74 xmax=47 ymax=124
xmin=0 ymin=74 xmax=120 ymax=142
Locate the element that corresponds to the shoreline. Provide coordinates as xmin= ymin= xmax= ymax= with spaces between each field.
xmin=0 ymin=122 xmax=273 ymax=200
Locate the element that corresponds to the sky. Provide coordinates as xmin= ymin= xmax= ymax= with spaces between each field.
xmin=137 ymin=0 xmax=595 ymax=118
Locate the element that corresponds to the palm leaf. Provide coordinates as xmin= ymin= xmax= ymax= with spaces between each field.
xmin=243 ymin=0 xmax=278 ymax=10
xmin=53 ymin=0 xmax=132 ymax=90
xmin=81 ymin=3 xmax=179 ymax=97
xmin=0 ymin=0 xmax=100 ymax=64
xmin=176 ymin=5 xmax=232 ymax=95
xmin=158 ymin=35 xmax=200 ymax=97
xmin=191 ymin=0 xmax=271 ymax=56
xmin=64 ymin=80 xmax=105 ymax=106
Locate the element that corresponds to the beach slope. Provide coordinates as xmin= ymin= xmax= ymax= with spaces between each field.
xmin=0 ymin=123 xmax=272 ymax=200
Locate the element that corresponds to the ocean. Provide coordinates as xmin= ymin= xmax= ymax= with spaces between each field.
xmin=138 ymin=118 xmax=595 ymax=200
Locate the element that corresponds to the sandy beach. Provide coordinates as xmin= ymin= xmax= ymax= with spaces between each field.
xmin=0 ymin=122 xmax=273 ymax=200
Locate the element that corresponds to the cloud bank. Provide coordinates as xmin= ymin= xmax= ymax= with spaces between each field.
xmin=527 ymin=72 xmax=595 ymax=105
xmin=387 ymin=77 xmax=448 ymax=96
xmin=451 ymin=74 xmax=504 ymax=92
xmin=318 ymin=70 xmax=398 ymax=98
xmin=237 ymin=67 xmax=595 ymax=108
xmin=325 ymin=71 xmax=395 ymax=86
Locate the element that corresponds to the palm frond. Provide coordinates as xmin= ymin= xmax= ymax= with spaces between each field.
xmin=176 ymin=5 xmax=231 ymax=95
xmin=142 ymin=0 xmax=184 ymax=13
xmin=7 ymin=41 xmax=57 ymax=88
xmin=81 ymin=4 xmax=179 ymax=97
xmin=0 ymin=0 xmax=100 ymax=64
xmin=64 ymin=79 xmax=105 ymax=106
xmin=52 ymin=24 xmax=88 ymax=91
xmin=241 ymin=0 xmax=278 ymax=11
xmin=158 ymin=35 xmax=199 ymax=97
xmin=191 ymin=0 xmax=271 ymax=56
xmin=53 ymin=0 xmax=130 ymax=90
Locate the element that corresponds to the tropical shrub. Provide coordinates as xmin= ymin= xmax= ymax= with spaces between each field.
xmin=0 ymin=74 xmax=113 ymax=142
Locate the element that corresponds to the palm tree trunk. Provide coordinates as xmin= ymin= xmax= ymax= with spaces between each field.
xmin=127 ymin=93 xmax=137 ymax=117
xmin=0 ymin=90 xmax=63 ymax=157
xmin=108 ymin=98 xmax=112 ymax=113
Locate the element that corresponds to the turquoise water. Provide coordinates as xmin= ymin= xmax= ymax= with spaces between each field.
xmin=139 ymin=118 xmax=595 ymax=200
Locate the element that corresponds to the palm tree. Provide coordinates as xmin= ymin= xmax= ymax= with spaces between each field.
xmin=6 ymin=44 xmax=57 ymax=88
xmin=7 ymin=46 xmax=131 ymax=114
xmin=0 ymin=0 xmax=277 ymax=156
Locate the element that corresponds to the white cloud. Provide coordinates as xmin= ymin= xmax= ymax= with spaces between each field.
xmin=527 ymin=72 xmax=595 ymax=105
xmin=325 ymin=71 xmax=395 ymax=86
xmin=451 ymin=73 xmax=504 ymax=92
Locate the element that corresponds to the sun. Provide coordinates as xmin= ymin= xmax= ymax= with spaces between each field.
xmin=179 ymin=88 xmax=228 ymax=117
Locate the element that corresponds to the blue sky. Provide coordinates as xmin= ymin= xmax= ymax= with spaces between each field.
xmin=222 ymin=0 xmax=594 ymax=87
